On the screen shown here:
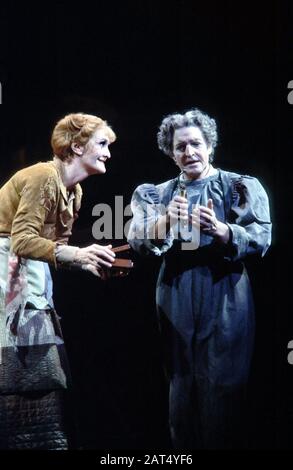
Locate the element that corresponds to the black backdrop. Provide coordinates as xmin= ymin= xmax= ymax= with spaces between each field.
xmin=0 ymin=0 xmax=292 ymax=451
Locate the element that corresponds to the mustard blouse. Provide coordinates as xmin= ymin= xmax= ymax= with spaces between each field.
xmin=0 ymin=160 xmax=82 ymax=266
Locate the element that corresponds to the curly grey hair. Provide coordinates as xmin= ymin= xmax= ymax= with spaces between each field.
xmin=157 ymin=108 xmax=218 ymax=162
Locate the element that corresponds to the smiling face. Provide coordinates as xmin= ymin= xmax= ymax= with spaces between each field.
xmin=78 ymin=127 xmax=112 ymax=175
xmin=172 ymin=126 xmax=212 ymax=180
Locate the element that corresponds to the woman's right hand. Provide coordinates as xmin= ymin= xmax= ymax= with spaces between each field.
xmin=74 ymin=244 xmax=116 ymax=277
xmin=167 ymin=195 xmax=188 ymax=227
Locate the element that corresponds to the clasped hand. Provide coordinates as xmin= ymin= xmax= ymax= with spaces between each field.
xmin=167 ymin=196 xmax=225 ymax=238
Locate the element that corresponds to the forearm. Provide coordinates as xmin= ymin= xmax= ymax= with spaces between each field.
xmin=226 ymin=222 xmax=271 ymax=260
xmin=55 ymin=244 xmax=79 ymax=268
xmin=214 ymin=221 xmax=230 ymax=244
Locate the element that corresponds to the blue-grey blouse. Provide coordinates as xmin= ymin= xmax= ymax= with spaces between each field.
xmin=128 ymin=169 xmax=272 ymax=387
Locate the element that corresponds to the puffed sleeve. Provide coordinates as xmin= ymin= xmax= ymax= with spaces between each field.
xmin=127 ymin=183 xmax=174 ymax=256
xmin=11 ymin=171 xmax=59 ymax=266
xmin=226 ymin=176 xmax=272 ymax=261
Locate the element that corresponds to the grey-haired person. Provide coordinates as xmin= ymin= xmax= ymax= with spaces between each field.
xmin=128 ymin=108 xmax=272 ymax=449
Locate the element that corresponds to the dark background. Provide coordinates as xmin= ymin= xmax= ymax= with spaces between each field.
xmin=0 ymin=0 xmax=292 ymax=450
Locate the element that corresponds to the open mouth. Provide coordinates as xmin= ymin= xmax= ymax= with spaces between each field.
xmin=185 ymin=160 xmax=201 ymax=166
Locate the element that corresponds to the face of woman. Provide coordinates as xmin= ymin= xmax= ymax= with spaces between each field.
xmin=172 ymin=126 xmax=212 ymax=180
xmin=80 ymin=128 xmax=111 ymax=175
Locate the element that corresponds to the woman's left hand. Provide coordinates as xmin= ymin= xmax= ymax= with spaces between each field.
xmin=191 ymin=199 xmax=230 ymax=243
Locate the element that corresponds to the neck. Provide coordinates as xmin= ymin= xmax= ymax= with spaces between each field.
xmin=183 ymin=163 xmax=216 ymax=181
xmin=53 ymin=156 xmax=89 ymax=189
xmin=198 ymin=162 xmax=212 ymax=180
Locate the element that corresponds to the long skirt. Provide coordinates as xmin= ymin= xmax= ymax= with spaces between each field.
xmin=0 ymin=391 xmax=70 ymax=450
xmin=157 ymin=245 xmax=255 ymax=449
xmin=0 ymin=237 xmax=72 ymax=449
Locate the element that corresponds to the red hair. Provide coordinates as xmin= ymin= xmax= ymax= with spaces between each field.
xmin=51 ymin=113 xmax=116 ymax=160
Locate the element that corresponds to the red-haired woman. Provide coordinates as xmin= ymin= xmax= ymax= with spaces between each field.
xmin=0 ymin=113 xmax=116 ymax=449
